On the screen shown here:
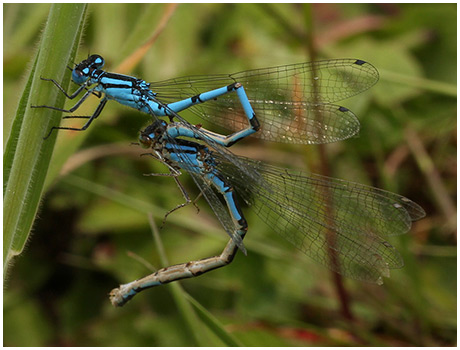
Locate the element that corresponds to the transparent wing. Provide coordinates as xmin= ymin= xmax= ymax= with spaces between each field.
xmin=212 ymin=154 xmax=425 ymax=283
xmin=150 ymin=59 xmax=378 ymax=144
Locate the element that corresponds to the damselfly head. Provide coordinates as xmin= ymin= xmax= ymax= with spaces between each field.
xmin=139 ymin=120 xmax=167 ymax=148
xmin=72 ymin=54 xmax=105 ymax=84
xmin=138 ymin=133 xmax=152 ymax=149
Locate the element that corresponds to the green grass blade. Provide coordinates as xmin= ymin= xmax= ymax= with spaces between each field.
xmin=381 ymin=69 xmax=457 ymax=97
xmin=3 ymin=4 xmax=88 ymax=275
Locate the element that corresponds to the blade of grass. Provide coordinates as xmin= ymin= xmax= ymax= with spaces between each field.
xmin=183 ymin=291 xmax=244 ymax=346
xmin=381 ymin=69 xmax=456 ymax=97
xmin=3 ymin=4 xmax=87 ymax=275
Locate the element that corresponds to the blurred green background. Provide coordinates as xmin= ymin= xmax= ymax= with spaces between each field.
xmin=3 ymin=3 xmax=456 ymax=346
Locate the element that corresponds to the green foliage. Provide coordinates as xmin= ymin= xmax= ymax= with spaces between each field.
xmin=4 ymin=3 xmax=456 ymax=346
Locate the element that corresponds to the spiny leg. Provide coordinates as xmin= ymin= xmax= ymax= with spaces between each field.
xmin=38 ymin=77 xmax=88 ymax=99
xmin=160 ymin=177 xmax=203 ymax=228
xmin=142 ymin=158 xmax=201 ymax=227
xmin=32 ymin=76 xmax=106 ymax=139
xmin=42 ymin=98 xmax=107 ymax=139
xmin=32 ymin=85 xmax=96 ymax=113
xmin=144 ymin=171 xmax=198 ymax=228
xmin=36 ymin=76 xmax=103 ymax=99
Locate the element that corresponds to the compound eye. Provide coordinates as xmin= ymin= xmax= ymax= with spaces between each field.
xmin=72 ymin=69 xmax=87 ymax=84
xmin=138 ymin=134 xmax=152 ymax=149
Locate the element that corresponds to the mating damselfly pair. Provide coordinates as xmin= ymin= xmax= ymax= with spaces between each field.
xmin=33 ymin=55 xmax=425 ymax=306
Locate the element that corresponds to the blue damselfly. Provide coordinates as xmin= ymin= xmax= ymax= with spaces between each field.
xmin=32 ymin=55 xmax=378 ymax=143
